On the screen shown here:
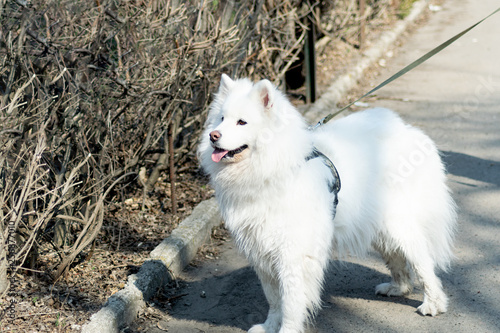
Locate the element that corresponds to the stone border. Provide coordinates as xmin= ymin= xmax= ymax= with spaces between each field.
xmin=81 ymin=198 xmax=221 ymax=333
xmin=81 ymin=2 xmax=428 ymax=331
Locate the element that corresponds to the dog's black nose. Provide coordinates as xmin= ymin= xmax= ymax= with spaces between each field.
xmin=210 ymin=130 xmax=221 ymax=143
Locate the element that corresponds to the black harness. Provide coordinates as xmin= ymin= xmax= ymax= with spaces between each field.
xmin=306 ymin=148 xmax=341 ymax=207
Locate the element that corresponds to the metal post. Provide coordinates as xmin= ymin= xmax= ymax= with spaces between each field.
xmin=304 ymin=14 xmax=316 ymax=104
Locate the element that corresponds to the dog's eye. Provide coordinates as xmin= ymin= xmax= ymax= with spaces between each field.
xmin=237 ymin=119 xmax=247 ymax=126
xmin=221 ymin=116 xmax=224 ymax=122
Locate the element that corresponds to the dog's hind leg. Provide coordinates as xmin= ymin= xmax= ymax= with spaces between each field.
xmin=411 ymin=252 xmax=448 ymax=316
xmin=374 ymin=243 xmax=413 ymax=297
xmin=374 ymin=238 xmax=448 ymax=316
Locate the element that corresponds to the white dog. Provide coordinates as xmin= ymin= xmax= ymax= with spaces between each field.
xmin=198 ymin=75 xmax=456 ymax=333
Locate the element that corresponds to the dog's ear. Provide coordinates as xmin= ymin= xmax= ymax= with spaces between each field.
xmin=218 ymin=74 xmax=235 ymax=95
xmin=253 ymin=79 xmax=274 ymax=110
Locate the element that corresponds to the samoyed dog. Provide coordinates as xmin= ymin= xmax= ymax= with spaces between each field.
xmin=198 ymin=74 xmax=456 ymax=333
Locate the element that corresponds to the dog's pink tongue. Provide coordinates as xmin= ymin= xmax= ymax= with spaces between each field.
xmin=212 ymin=148 xmax=229 ymax=163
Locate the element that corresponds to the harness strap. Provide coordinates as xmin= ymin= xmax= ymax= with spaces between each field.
xmin=306 ymin=148 xmax=341 ymax=198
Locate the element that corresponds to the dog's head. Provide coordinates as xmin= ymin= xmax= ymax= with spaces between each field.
xmin=201 ymin=74 xmax=279 ymax=164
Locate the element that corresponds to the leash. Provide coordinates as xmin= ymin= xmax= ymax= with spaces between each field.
xmin=311 ymin=6 xmax=500 ymax=129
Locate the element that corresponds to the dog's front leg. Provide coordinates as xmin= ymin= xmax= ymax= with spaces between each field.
xmin=249 ymin=269 xmax=282 ymax=333
xmin=277 ymin=264 xmax=309 ymax=333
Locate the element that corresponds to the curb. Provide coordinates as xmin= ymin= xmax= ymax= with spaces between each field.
xmin=304 ymin=0 xmax=428 ymax=123
xmin=81 ymin=198 xmax=221 ymax=333
xmin=81 ymin=2 xmax=428 ymax=332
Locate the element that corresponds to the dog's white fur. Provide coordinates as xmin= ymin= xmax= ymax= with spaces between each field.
xmin=198 ymin=75 xmax=456 ymax=333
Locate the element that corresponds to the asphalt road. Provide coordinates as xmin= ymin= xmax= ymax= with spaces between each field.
xmin=134 ymin=1 xmax=500 ymax=332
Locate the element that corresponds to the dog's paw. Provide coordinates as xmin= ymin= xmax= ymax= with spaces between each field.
xmin=375 ymin=282 xmax=411 ymax=296
xmin=417 ymin=297 xmax=447 ymax=316
xmin=248 ymin=324 xmax=268 ymax=333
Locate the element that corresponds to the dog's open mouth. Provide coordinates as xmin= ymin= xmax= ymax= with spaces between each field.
xmin=212 ymin=145 xmax=248 ymax=163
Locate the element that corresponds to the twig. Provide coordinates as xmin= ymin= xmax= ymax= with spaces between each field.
xmin=49 ymin=67 xmax=66 ymax=85
xmin=6 ymin=74 xmax=36 ymax=115
xmin=53 ymin=171 xmax=136 ymax=281
xmin=26 ymin=29 xmax=49 ymax=48
xmin=105 ymin=8 xmax=125 ymax=24
xmin=168 ymin=123 xmax=177 ymax=215
xmin=14 ymin=311 xmax=61 ymax=318
xmin=167 ymin=293 xmax=188 ymax=302
xmin=15 ymin=266 xmax=45 ymax=274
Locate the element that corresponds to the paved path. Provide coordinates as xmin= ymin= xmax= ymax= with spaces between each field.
xmin=135 ymin=1 xmax=500 ymax=332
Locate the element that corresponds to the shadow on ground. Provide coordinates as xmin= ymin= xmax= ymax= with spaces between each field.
xmin=442 ymin=150 xmax=500 ymax=187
